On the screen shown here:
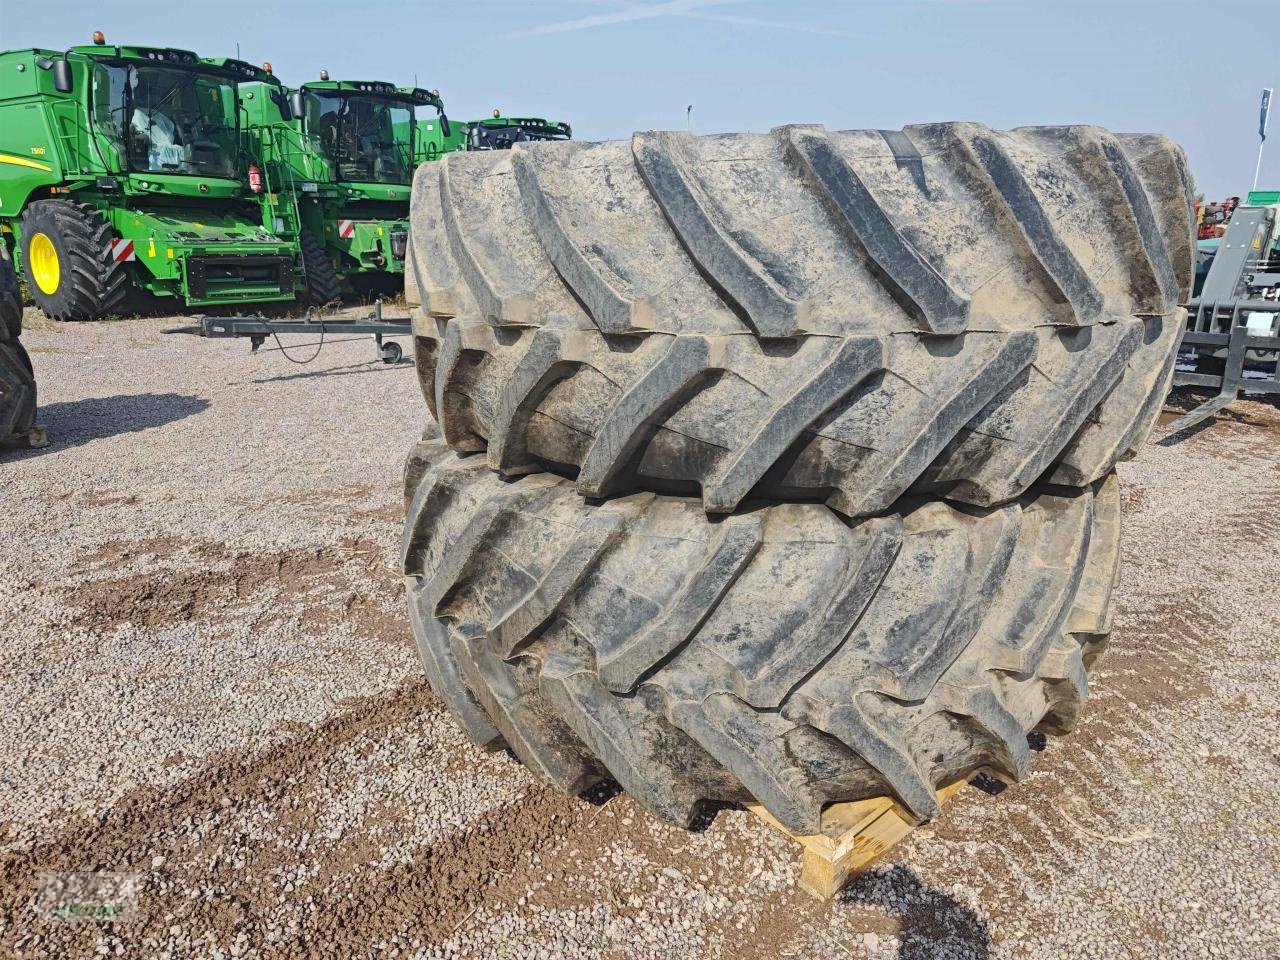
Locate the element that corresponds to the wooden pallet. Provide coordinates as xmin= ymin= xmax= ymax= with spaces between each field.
xmin=748 ymin=778 xmax=969 ymax=900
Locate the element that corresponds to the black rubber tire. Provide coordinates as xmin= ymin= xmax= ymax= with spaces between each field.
xmin=0 ymin=244 xmax=22 ymax=341
xmin=0 ymin=252 xmax=37 ymax=443
xmin=408 ymin=123 xmax=1193 ymax=516
xmin=300 ymin=228 xmax=344 ymax=307
xmin=402 ymin=434 xmax=1119 ymax=834
xmin=19 ymin=201 xmax=129 ymax=322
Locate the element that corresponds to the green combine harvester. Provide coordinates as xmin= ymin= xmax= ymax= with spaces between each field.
xmin=0 ymin=33 xmax=300 ymax=320
xmin=243 ymin=71 xmax=464 ymax=304
xmin=464 ymin=111 xmax=572 ymax=150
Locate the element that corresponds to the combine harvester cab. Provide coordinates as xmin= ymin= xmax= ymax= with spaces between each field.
xmin=243 ymin=74 xmax=461 ymax=304
xmin=0 ymin=35 xmax=300 ymax=320
xmin=464 ymin=111 xmax=572 ymax=151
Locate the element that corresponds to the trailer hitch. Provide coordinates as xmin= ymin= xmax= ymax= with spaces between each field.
xmin=190 ymin=300 xmax=410 ymax=365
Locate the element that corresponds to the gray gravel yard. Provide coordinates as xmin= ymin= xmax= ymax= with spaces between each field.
xmin=1 ymin=313 xmax=1277 ymax=959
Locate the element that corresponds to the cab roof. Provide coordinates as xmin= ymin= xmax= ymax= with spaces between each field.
xmin=473 ymin=116 xmax=571 ymax=135
xmin=299 ymin=80 xmax=443 ymax=108
xmin=57 ymin=44 xmax=277 ymax=84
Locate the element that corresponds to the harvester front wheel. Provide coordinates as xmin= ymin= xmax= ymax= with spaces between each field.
xmin=19 ymin=201 xmax=128 ymax=322
xmin=300 ymin=229 xmax=343 ymax=307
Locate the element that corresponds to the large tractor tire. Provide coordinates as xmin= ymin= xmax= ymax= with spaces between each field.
xmin=19 ymin=201 xmax=129 ymax=322
xmin=407 ymin=123 xmax=1193 ymax=517
xmin=300 ymin=228 xmax=344 ymax=307
xmin=403 ymin=435 xmax=1119 ymax=833
xmin=0 ymin=250 xmax=38 ymax=445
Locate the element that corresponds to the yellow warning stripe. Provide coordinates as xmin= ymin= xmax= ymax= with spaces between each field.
xmin=0 ymin=152 xmax=53 ymax=172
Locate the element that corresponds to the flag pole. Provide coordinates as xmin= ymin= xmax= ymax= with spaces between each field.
xmin=1255 ymin=88 xmax=1273 ymax=193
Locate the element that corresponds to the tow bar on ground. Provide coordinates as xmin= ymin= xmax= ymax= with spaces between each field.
xmin=192 ymin=301 xmax=412 ymax=365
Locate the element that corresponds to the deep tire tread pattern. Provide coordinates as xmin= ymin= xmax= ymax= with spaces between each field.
xmin=416 ymin=315 xmax=1163 ymax=516
xmin=300 ymin=228 xmax=344 ymax=307
xmin=408 ymin=123 xmax=1193 ymax=514
xmin=403 ymin=437 xmax=1120 ymax=834
xmin=0 ymin=253 xmax=36 ymax=442
xmin=411 ymin=123 xmax=1192 ymax=336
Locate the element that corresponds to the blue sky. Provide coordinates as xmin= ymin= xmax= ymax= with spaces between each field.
xmin=1 ymin=0 xmax=1273 ymax=198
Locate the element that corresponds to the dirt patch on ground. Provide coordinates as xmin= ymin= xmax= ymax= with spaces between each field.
xmin=348 ymin=501 xmax=406 ymax=526
xmin=1101 ymin=599 xmax=1220 ymax=709
xmin=69 ymin=538 xmax=391 ymax=633
xmin=83 ymin=536 xmax=186 ymax=567
xmin=78 ymin=491 xmax=141 ymax=509
xmin=0 ymin=681 xmax=644 ymax=959
xmin=2 ymin=681 xmax=437 ymax=957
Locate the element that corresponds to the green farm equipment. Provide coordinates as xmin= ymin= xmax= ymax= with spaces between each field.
xmin=243 ymin=73 xmax=463 ymax=304
xmin=464 ymin=111 xmax=571 ymax=151
xmin=0 ymin=34 xmax=300 ymax=320
xmin=1170 ymin=189 xmax=1280 ymax=431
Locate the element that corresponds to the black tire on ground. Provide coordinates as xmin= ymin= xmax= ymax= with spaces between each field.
xmin=19 ymin=201 xmax=129 ymax=322
xmin=0 ymin=252 xmax=37 ymax=443
xmin=408 ymin=123 xmax=1193 ymax=515
xmin=402 ymin=434 xmax=1120 ymax=834
xmin=300 ymin=228 xmax=344 ymax=307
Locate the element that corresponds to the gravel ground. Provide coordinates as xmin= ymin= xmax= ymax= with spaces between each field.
xmin=1 ymin=313 xmax=1277 ymax=960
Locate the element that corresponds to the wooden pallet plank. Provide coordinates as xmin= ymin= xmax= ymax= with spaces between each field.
xmin=748 ymin=778 xmax=969 ymax=899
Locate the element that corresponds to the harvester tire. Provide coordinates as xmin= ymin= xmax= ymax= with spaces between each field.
xmin=0 ymin=252 xmax=37 ymax=445
xmin=402 ymin=434 xmax=1119 ymax=834
xmin=300 ymin=228 xmax=344 ymax=307
xmin=19 ymin=201 xmax=129 ymax=322
xmin=408 ymin=123 xmax=1193 ymax=516
xmin=1 ymin=244 xmax=21 ymax=340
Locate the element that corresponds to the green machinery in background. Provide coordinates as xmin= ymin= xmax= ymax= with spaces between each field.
xmin=463 ymin=111 xmax=572 ymax=150
xmin=0 ymin=34 xmax=299 ymax=320
xmin=242 ymin=73 xmax=464 ymax=304
xmin=1171 ymin=189 xmax=1280 ymax=431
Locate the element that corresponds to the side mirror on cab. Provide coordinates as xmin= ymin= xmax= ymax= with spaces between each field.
xmin=290 ymin=92 xmax=305 ymax=124
xmin=438 ymin=111 xmax=451 ymax=139
xmin=52 ymin=59 xmax=73 ymax=93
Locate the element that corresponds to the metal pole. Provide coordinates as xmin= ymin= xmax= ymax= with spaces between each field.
xmin=1255 ymin=88 xmax=1273 ymax=192
xmin=686 ymin=105 xmax=693 ymax=133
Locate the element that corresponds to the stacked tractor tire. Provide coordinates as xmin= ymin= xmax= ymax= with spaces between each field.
xmin=402 ymin=123 xmax=1194 ymax=833
xmin=0 ymin=246 xmax=39 ymax=449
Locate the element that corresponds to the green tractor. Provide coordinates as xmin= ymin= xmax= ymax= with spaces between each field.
xmin=242 ymin=73 xmax=464 ymax=304
xmin=0 ymin=33 xmax=301 ymax=320
xmin=463 ymin=111 xmax=572 ymax=151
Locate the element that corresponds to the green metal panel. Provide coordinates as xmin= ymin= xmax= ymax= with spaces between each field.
xmin=1247 ymin=190 xmax=1280 ymax=206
